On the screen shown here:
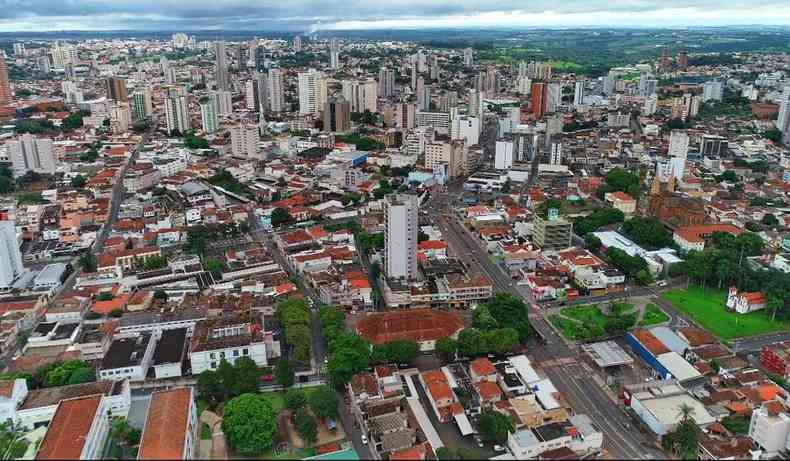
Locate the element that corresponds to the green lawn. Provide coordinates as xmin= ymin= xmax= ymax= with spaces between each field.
xmin=562 ymin=305 xmax=609 ymax=328
xmin=639 ymin=303 xmax=670 ymax=327
xmin=549 ymin=313 xmax=605 ymax=341
xmin=663 ymin=287 xmax=790 ymax=340
xmin=260 ymin=391 xmax=286 ymax=413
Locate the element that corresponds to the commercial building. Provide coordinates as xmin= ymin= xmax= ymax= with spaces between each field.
xmin=415 ymin=111 xmax=450 ymax=135
xmin=533 ymin=215 xmax=573 ymax=250
xmin=384 ymin=193 xmax=419 ymax=281
xmin=106 ymin=76 xmax=128 ymax=102
xmin=749 ymin=400 xmax=790 ymax=457
xmin=323 ymin=95 xmax=351 ymax=133
xmin=424 ymin=140 xmax=467 ymax=179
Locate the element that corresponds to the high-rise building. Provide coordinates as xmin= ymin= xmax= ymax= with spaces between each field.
xmin=12 ymin=43 xmax=25 ymax=56
xmin=62 ymin=81 xmax=84 ymax=104
xmin=672 ymin=93 xmax=700 ymax=121
xmin=549 ymin=137 xmax=563 ymax=165
xmin=254 ymin=72 xmax=269 ymax=113
xmin=109 ymin=102 xmax=132 ymax=133
xmin=546 ymin=82 xmax=561 ymax=114
xmin=132 ymin=87 xmax=153 ymax=120
xmin=342 ymin=79 xmax=378 ymax=113
xmin=0 ymin=56 xmax=12 ymax=106
xmin=430 ymin=55 xmax=439 ymax=80
xmin=293 ymin=35 xmax=302 ymax=52
xmin=298 ymin=69 xmax=324 ymax=115
xmin=267 ymin=68 xmax=284 ymax=112
xmin=35 ymin=56 xmax=50 ymax=74
xmin=700 ymin=135 xmax=728 ymax=157
xmin=573 ymin=80 xmax=585 ymax=106
xmin=495 ymin=140 xmax=514 ymax=170
xmin=384 ymin=194 xmax=419 ymax=281
xmin=378 ymin=67 xmax=395 ymax=99
xmin=200 ymin=97 xmax=218 ymax=134
xmin=463 ymin=48 xmax=474 ymax=67
xmin=0 ymin=221 xmax=24 ymax=289
xmin=214 ymin=41 xmax=230 ymax=91
xmin=660 ymin=47 xmax=670 ymax=71
xmin=702 ymin=80 xmax=724 ymax=102
xmin=329 ymin=38 xmax=340 ymax=69
xmin=451 ymin=115 xmax=481 ymax=146
xmin=425 ymin=140 xmax=467 ymax=179
xmin=394 ymin=103 xmax=416 ymax=130
xmin=777 ymin=86 xmax=790 ymax=134
xmin=8 ymin=134 xmax=56 ymax=177
xmin=230 ymin=124 xmax=259 ymax=157
xmin=666 ymin=130 xmax=689 ymax=180
xmin=323 ymin=95 xmax=351 ymax=133
xmin=516 ymin=77 xmax=532 ymax=95
xmin=410 ymin=62 xmax=418 ymax=90
xmin=603 ymin=74 xmax=616 ymax=96
xmin=245 ymin=79 xmax=260 ymax=110
xmin=416 ymin=77 xmax=430 ymax=111
xmin=638 ymin=74 xmax=658 ymax=97
xmin=531 ymin=82 xmax=546 ymax=118
xmin=164 ymin=88 xmax=189 ymax=135
xmin=678 ymin=50 xmax=688 ymax=70
xmin=106 ymin=76 xmax=128 ymax=102
xmin=643 ymin=94 xmax=658 ymax=116
xmin=212 ymin=90 xmax=233 ymax=116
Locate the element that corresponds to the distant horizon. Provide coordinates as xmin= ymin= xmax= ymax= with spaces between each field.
xmin=3 ymin=1 xmax=790 ymax=33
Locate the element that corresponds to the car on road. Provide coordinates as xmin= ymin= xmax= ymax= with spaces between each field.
xmin=360 ymin=434 xmax=368 ymax=445
xmin=493 ymin=445 xmax=506 ymax=452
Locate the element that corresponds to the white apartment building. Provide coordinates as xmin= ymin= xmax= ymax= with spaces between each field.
xmin=451 ymin=115 xmax=481 ymax=146
xmin=495 ymin=140 xmax=514 ymax=170
xmin=425 ymin=140 xmax=467 ymax=179
xmin=8 ymin=134 xmax=56 ymax=177
xmin=200 ymin=97 xmax=218 ymax=134
xmin=165 ymin=93 xmax=189 ymax=135
xmin=342 ymin=79 xmax=378 ymax=113
xmin=415 ymin=111 xmax=450 ymax=135
xmin=230 ymin=124 xmax=259 ymax=158
xmin=0 ymin=220 xmax=24 ymax=289
xmin=298 ymin=68 xmax=326 ymax=115
xmin=267 ymin=68 xmax=285 ymax=112
xmin=384 ymin=193 xmax=419 ymax=281
xmin=749 ymin=401 xmax=790 ymax=457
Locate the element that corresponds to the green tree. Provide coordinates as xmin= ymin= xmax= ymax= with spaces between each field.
xmin=435 ymin=337 xmax=458 ymax=361
xmin=232 ymin=357 xmax=262 ymax=396
xmin=584 ymin=233 xmax=602 ymax=252
xmin=197 ymin=370 xmax=224 ymax=404
xmin=278 ymin=298 xmax=312 ymax=365
xmin=44 ymin=360 xmax=94 ymax=387
xmin=109 ymin=417 xmax=141 ymax=458
xmin=0 ymin=421 xmax=27 ymax=459
xmin=275 ymin=359 xmax=295 ymax=388
xmin=222 ymin=394 xmax=278 ymax=455
xmin=457 ymin=328 xmax=486 ymax=357
xmin=294 ymin=408 xmax=318 ymax=445
xmin=66 ymin=367 xmax=96 ymax=385
xmin=153 ymin=290 xmax=168 ymax=302
xmin=472 ymin=305 xmax=499 ymax=330
xmin=70 ymin=175 xmax=87 ymax=188
xmin=326 ymin=333 xmax=370 ymax=386
xmin=319 ymin=306 xmax=346 ymax=340
xmin=79 ymin=252 xmax=97 ymax=273
xmin=285 ymin=389 xmax=307 ymax=411
xmin=478 ymin=410 xmax=514 ymax=445
xmin=271 ymin=207 xmax=293 ymax=227
xmin=482 ymin=293 xmax=532 ymax=342
xmin=621 ymin=217 xmax=672 ymax=249
xmin=307 ymin=385 xmax=338 ymax=421
xmin=762 ymin=213 xmax=779 ymax=227
xmin=371 ymin=340 xmax=419 ymax=364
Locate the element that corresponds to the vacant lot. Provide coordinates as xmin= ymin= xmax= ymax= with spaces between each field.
xmin=639 ymin=304 xmax=670 ymax=327
xmin=663 ymin=287 xmax=790 ymax=340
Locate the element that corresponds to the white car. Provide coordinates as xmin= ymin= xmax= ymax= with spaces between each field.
xmin=360 ymin=434 xmax=368 ymax=445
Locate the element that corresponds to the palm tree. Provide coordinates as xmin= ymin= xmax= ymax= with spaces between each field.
xmin=677 ymin=403 xmax=694 ymax=423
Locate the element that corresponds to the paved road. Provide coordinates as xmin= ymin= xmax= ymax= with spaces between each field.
xmin=426 ymin=186 xmax=664 ymax=459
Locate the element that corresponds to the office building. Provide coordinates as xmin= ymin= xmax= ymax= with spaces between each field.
xmin=385 ymin=194 xmax=419 ymax=281
xmin=298 ymin=69 xmax=325 ymax=115
xmin=164 ymin=88 xmax=190 ymax=135
xmin=253 ymin=71 xmax=269 ymax=112
xmin=268 ymin=68 xmax=285 ymax=112
xmin=323 ymin=95 xmax=351 ymax=133
xmin=573 ymin=80 xmax=585 ymax=106
xmin=0 ymin=56 xmax=11 ymax=106
xmin=8 ymin=134 xmax=56 ymax=177
xmin=0 ymin=221 xmax=24 ymax=289
xmin=106 ymin=76 xmax=128 ymax=102
xmin=245 ymin=78 xmax=260 ymax=110
xmin=230 ymin=124 xmax=259 ymax=157
xmin=214 ymin=41 xmax=230 ymax=91
xmin=534 ymin=215 xmax=573 ymax=250
xmin=329 ymin=38 xmax=340 ymax=69
xmin=700 ymin=135 xmax=728 ymax=157
xmin=495 ymin=140 xmax=514 ymax=170
xmin=200 ymin=97 xmax=218 ymax=134
xmin=702 ymin=80 xmax=724 ymax=102
xmin=378 ymin=67 xmax=395 ymax=98
xmin=132 ymin=87 xmax=152 ymax=120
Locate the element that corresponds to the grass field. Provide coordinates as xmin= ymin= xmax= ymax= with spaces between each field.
xmin=663 ymin=287 xmax=790 ymax=340
xmin=550 ymin=304 xmax=636 ymax=341
xmin=639 ymin=303 xmax=670 ymax=327
xmin=260 ymin=391 xmax=286 ymax=413
xmin=549 ymin=314 xmax=604 ymax=341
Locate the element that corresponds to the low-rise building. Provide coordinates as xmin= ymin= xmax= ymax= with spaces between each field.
xmin=138 ymin=387 xmax=198 ymax=460
xmin=34 ymin=395 xmax=111 ymax=460
xmin=99 ymin=333 xmax=156 ymax=381
xmin=189 ymin=315 xmax=270 ymax=374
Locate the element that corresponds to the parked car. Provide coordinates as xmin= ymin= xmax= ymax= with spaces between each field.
xmin=361 ymin=434 xmax=368 ymax=445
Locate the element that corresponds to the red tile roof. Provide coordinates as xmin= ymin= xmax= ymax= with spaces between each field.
xmin=138 ymin=388 xmax=193 ymax=460
xmin=356 ymin=309 xmax=464 ymax=345
xmin=35 ymin=395 xmax=102 ymax=460
xmin=470 ymin=358 xmax=496 ymax=377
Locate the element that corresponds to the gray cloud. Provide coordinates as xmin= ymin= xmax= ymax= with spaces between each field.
xmin=0 ymin=0 xmax=788 ymax=30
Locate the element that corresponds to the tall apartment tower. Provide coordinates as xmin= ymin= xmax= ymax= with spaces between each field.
xmin=8 ymin=134 xmax=56 ymax=177
xmin=573 ymin=80 xmax=585 ymax=106
xmin=0 ymin=55 xmax=11 ymax=106
xmin=298 ymin=69 xmax=324 ymax=115
xmin=463 ymin=48 xmax=474 ymax=67
xmin=132 ymin=88 xmax=152 ymax=120
xmin=214 ymin=41 xmax=230 ymax=91
xmin=164 ymin=88 xmax=190 ymax=135
xmin=200 ymin=97 xmax=218 ymax=134
xmin=384 ymin=194 xmax=419 ymax=281
xmin=777 ymin=86 xmax=790 ymax=134
xmin=531 ymin=82 xmax=546 ymax=118
xmin=267 ymin=68 xmax=285 ymax=112
xmin=329 ymin=38 xmax=340 ymax=69
xmin=293 ymin=35 xmax=302 ymax=52
xmin=378 ymin=67 xmax=395 ymax=99
xmin=323 ymin=95 xmax=351 ymax=133
xmin=230 ymin=124 xmax=259 ymax=158
xmin=106 ymin=77 xmax=128 ymax=102
xmin=678 ymin=50 xmax=688 ymax=70
xmin=0 ymin=221 xmax=24 ymax=289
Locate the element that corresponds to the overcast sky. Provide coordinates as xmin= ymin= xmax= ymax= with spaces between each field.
xmin=2 ymin=0 xmax=790 ymax=31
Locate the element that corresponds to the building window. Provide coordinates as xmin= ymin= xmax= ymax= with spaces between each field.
xmin=209 ymin=352 xmax=216 ymax=360
xmin=219 ymin=351 xmax=225 ymax=359
xmin=233 ymin=350 xmax=239 ymax=357
xmin=210 ymin=361 xmax=216 ymax=369
xmin=242 ymin=348 xmax=249 ymax=355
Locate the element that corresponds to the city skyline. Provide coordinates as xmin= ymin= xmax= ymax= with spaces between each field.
xmin=3 ymin=1 xmax=790 ymax=32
